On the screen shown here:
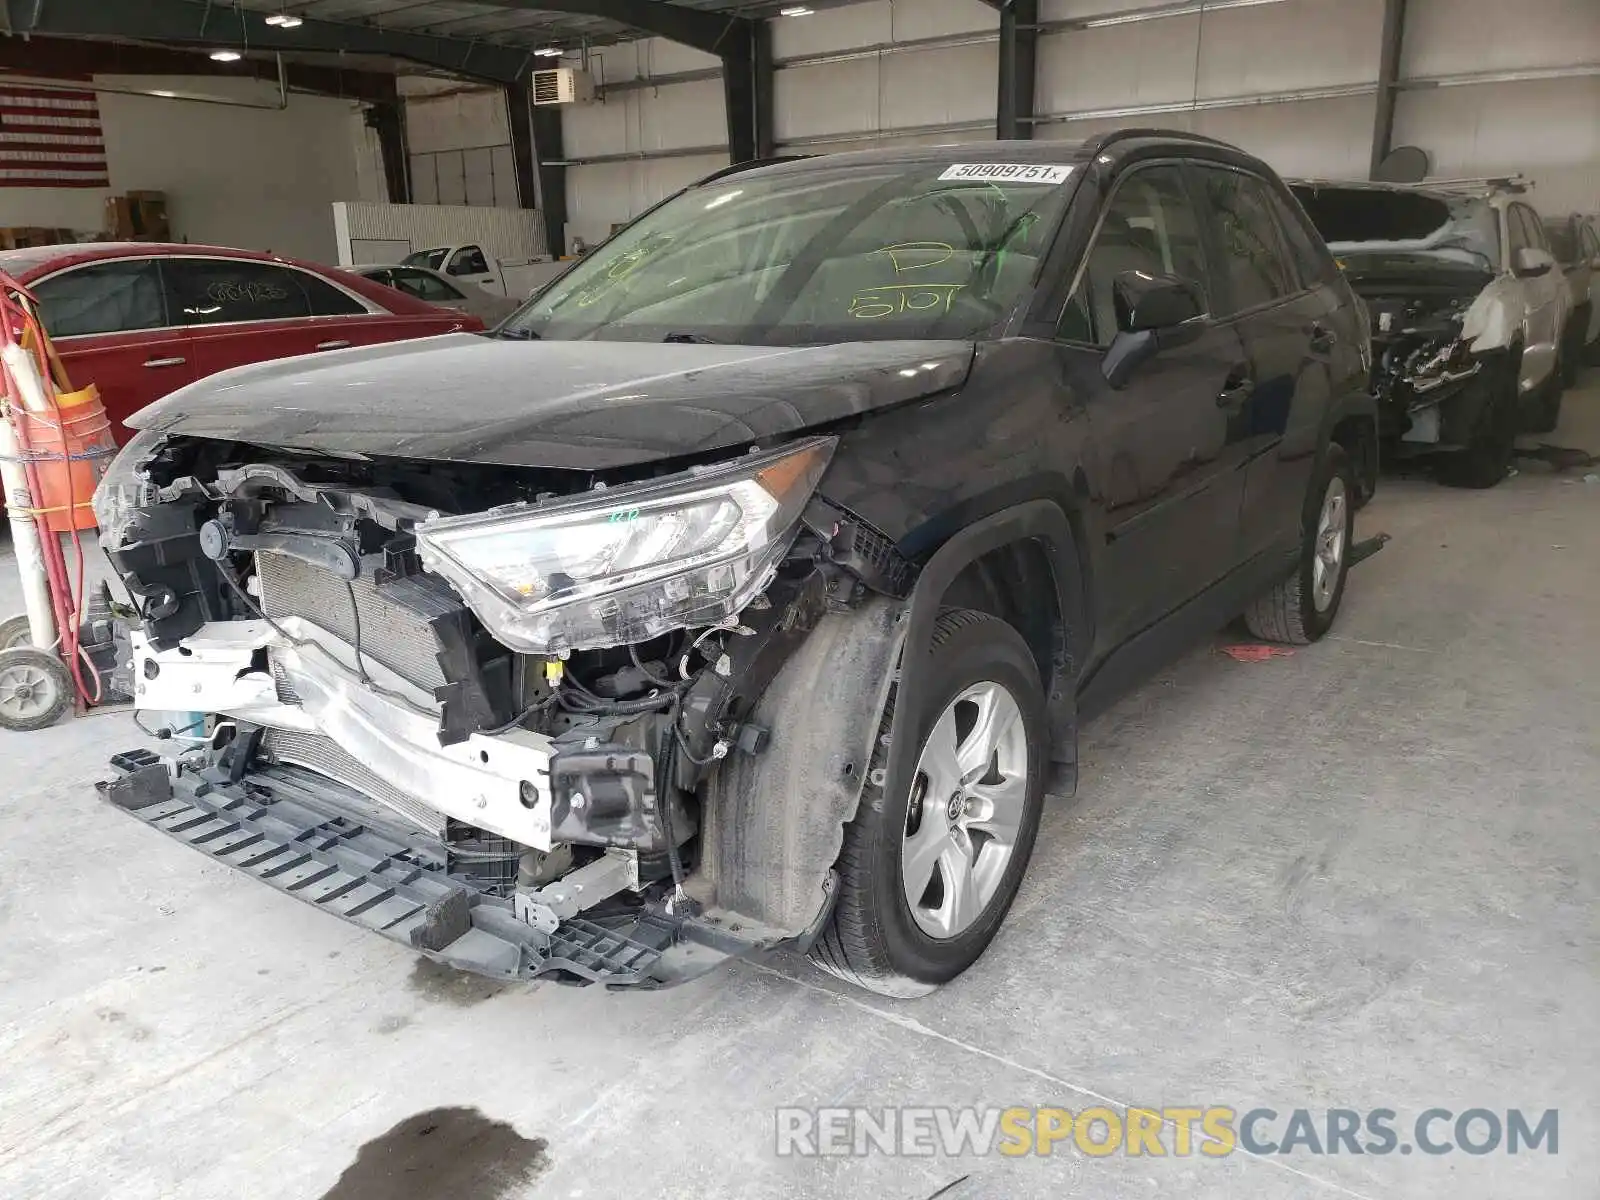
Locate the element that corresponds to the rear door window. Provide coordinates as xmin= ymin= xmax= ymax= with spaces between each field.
xmin=165 ymin=259 xmax=363 ymax=324
xmin=1059 ymin=164 xmax=1209 ymax=346
xmin=1192 ymin=167 xmax=1298 ymax=314
xmin=33 ymin=259 xmax=167 ymax=338
xmin=1271 ymin=193 xmax=1333 ymax=288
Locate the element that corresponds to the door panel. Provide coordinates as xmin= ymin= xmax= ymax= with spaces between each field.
xmin=1191 ymin=167 xmax=1334 ymax=561
xmin=1508 ymin=204 xmax=1563 ymax=390
xmin=30 ymin=257 xmax=195 ymax=439
xmin=1060 ymin=161 xmax=1251 ymax=646
xmin=53 ymin=331 xmax=196 ymax=441
xmin=1081 ymin=323 xmax=1252 ymax=646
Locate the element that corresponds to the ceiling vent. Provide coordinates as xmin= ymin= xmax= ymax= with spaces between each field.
xmin=532 ymin=68 xmax=594 ymax=106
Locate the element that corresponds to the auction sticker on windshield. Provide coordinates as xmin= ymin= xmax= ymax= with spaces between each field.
xmin=938 ymin=163 xmax=1073 ymax=184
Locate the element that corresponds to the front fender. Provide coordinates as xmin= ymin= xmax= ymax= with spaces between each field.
xmin=1462 ymin=279 xmax=1518 ymax=353
xmin=695 ymin=596 xmax=906 ymax=938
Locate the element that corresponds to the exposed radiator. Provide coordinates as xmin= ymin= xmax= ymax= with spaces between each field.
xmin=263 ymin=728 xmax=444 ymax=835
xmin=256 ymin=550 xmax=447 ymax=694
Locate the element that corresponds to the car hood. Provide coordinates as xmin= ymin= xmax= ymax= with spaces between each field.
xmin=1335 ymin=250 xmax=1493 ymax=296
xmin=130 ymin=334 xmax=975 ymax=470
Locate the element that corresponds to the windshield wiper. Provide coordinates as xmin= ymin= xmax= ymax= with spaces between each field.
xmin=663 ymin=332 xmax=720 ymax=344
xmin=487 ymin=326 xmax=540 ymax=340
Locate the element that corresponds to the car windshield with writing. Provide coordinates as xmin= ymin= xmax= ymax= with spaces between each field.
xmin=502 ymin=161 xmax=1077 ymax=345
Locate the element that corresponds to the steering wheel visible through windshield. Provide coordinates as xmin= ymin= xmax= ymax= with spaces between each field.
xmin=501 ymin=160 xmax=1076 ymax=345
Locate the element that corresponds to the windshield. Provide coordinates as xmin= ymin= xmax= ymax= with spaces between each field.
xmin=501 ymin=160 xmax=1077 ymax=344
xmin=1290 ymin=185 xmax=1501 ymax=272
xmin=403 ymin=248 xmax=449 ymax=271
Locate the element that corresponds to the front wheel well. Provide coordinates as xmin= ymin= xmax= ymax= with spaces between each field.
xmin=938 ymin=538 xmax=1063 ymax=702
xmin=1331 ymin=412 xmax=1378 ymax=508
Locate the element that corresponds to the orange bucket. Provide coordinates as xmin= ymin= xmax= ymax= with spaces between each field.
xmin=12 ymin=383 xmax=115 ymax=533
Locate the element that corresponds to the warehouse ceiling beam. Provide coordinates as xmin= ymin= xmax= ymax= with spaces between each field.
xmin=994 ymin=0 xmax=1037 ymax=140
xmin=7 ymin=0 xmax=533 ymax=83
xmin=447 ymin=1 xmax=750 ymax=56
xmin=465 ymin=2 xmax=770 ymax=165
xmin=0 ymin=35 xmax=402 ymax=104
xmin=1368 ymin=0 xmax=1408 ymax=179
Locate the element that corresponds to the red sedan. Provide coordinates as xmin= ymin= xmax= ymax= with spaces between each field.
xmin=0 ymin=242 xmax=484 ymax=440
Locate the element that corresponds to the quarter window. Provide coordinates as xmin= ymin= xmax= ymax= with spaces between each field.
xmin=32 ymin=259 xmax=167 ymax=338
xmin=1060 ymin=165 xmax=1209 ymax=346
xmin=1193 ymin=167 xmax=1298 ymax=313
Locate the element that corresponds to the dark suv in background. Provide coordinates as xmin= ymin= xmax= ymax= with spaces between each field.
xmin=98 ymin=130 xmax=1376 ymax=997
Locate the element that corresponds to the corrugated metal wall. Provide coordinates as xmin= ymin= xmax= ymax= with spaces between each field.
xmin=509 ymin=0 xmax=1600 ymax=235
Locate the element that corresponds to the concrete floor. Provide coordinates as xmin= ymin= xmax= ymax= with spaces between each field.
xmin=2 ymin=372 xmax=1598 ymax=1200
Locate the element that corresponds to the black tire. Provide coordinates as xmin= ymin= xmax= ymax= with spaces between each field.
xmin=1243 ymin=444 xmax=1355 ymax=646
xmin=810 ymin=608 xmax=1048 ymax=997
xmin=0 ymin=646 xmax=74 ymax=732
xmin=0 ymin=613 xmax=33 ymax=652
xmin=1438 ymin=348 xmax=1519 ymax=489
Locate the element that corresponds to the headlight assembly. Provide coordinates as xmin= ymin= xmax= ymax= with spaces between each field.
xmin=91 ymin=428 xmax=168 ymax=550
xmin=416 ymin=436 xmax=837 ymax=653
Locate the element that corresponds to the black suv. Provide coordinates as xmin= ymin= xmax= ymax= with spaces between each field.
xmin=95 ymin=130 xmax=1376 ymax=997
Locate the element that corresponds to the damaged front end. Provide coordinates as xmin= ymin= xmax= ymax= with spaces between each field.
xmin=93 ymin=430 xmax=909 ymax=987
xmin=1368 ymin=293 xmax=1483 ymax=447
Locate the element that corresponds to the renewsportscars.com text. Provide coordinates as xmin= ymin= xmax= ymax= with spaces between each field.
xmin=774 ymin=1106 xmax=1559 ymax=1159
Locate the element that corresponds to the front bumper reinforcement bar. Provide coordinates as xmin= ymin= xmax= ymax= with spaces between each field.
xmin=97 ymin=751 xmax=755 ymax=989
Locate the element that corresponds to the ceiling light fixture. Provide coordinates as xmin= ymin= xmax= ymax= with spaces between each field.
xmin=265 ymin=12 xmax=304 ymax=28
xmin=779 ymin=5 xmax=814 ymax=15
xmin=534 ymin=46 xmax=564 ymax=57
xmin=209 ymin=49 xmax=243 ymax=62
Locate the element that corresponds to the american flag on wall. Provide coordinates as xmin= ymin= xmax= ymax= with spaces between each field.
xmin=0 ymin=79 xmax=110 ymax=188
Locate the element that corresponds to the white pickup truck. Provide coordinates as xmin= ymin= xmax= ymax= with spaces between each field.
xmin=402 ymin=243 xmax=571 ymax=301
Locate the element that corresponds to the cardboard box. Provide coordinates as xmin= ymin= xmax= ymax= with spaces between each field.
xmin=104 ymin=197 xmax=136 ymax=238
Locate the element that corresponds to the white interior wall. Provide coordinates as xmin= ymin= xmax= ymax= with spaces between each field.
xmin=555 ymin=0 xmax=1597 ymax=239
xmin=1034 ymin=0 xmax=1382 ymax=180
xmin=401 ymin=81 xmax=520 ymax=209
xmin=1395 ymin=0 xmax=1600 ymax=212
xmin=0 ymin=76 xmax=366 ymax=261
xmin=773 ymin=1 xmax=999 ymax=149
xmin=561 ymin=38 xmax=729 ymax=249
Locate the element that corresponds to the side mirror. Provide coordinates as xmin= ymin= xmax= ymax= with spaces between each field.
xmin=1116 ymin=271 xmax=1205 ymax=332
xmin=1514 ymin=247 xmax=1554 ymax=278
xmin=1102 ymin=272 xmax=1206 ymax=388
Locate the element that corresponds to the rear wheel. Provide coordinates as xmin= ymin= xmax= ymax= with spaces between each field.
xmin=1243 ymin=444 xmax=1354 ymax=646
xmin=810 ymin=609 xmax=1048 ymax=997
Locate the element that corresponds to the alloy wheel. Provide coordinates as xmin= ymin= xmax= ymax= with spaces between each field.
xmin=901 ymin=681 xmax=1031 ymax=939
xmin=1311 ymin=476 xmax=1347 ymax=613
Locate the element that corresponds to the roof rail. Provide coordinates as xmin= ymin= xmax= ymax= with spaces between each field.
xmin=697 ymin=155 xmax=812 ymax=185
xmin=1421 ymin=174 xmax=1530 ymax=195
xmin=1083 ymin=127 xmax=1236 ymax=156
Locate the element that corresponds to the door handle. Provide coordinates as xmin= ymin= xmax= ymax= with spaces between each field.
xmin=1216 ymin=368 xmax=1254 ymax=409
xmin=142 ymin=356 xmax=186 ymax=369
xmin=316 ymin=339 xmax=352 ymax=351
xmin=1309 ymin=323 xmax=1335 ymax=354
